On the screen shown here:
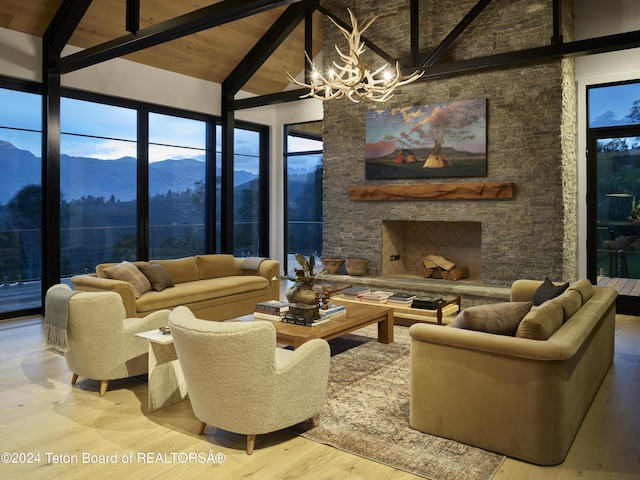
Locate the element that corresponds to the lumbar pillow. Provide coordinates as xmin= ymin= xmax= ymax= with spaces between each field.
xmin=516 ymin=300 xmax=563 ymax=340
xmin=549 ymin=289 xmax=582 ymax=323
xmin=450 ymin=302 xmax=533 ymax=336
xmin=138 ymin=263 xmax=175 ymax=292
xmin=568 ymin=278 xmax=594 ymax=303
xmin=533 ymin=277 xmax=569 ymax=306
xmin=103 ymin=260 xmax=152 ymax=298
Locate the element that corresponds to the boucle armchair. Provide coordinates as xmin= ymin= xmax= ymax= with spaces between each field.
xmin=46 ymin=284 xmax=169 ymax=396
xmin=168 ymin=306 xmax=331 ymax=454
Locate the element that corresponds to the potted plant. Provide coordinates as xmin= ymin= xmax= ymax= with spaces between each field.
xmin=279 ymin=253 xmax=327 ymax=305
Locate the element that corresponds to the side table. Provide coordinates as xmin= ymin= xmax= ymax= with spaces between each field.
xmin=136 ymin=329 xmax=188 ymax=412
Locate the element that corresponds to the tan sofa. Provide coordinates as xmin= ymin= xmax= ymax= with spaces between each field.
xmin=409 ymin=278 xmax=617 ymax=465
xmin=71 ymin=255 xmax=280 ymax=321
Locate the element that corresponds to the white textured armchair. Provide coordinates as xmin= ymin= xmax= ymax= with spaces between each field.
xmin=45 ymin=284 xmax=170 ymax=396
xmin=168 ymin=305 xmax=331 ymax=454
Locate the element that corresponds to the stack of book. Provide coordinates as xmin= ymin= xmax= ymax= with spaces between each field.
xmin=360 ymin=290 xmax=394 ymax=303
xmin=254 ymin=300 xmax=290 ymax=321
xmin=411 ymin=297 xmax=443 ymax=310
xmin=341 ymin=286 xmax=371 ymax=299
xmin=319 ymin=304 xmax=346 ymax=319
xmin=282 ymin=303 xmax=328 ymax=326
xmin=387 ymin=293 xmax=418 ymax=306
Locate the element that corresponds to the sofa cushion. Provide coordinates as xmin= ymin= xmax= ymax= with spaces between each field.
xmin=138 ymin=263 xmax=175 ymax=292
xmin=516 ymin=300 xmax=563 ymax=340
xmin=568 ymin=278 xmax=594 ymax=303
xmin=103 ymin=260 xmax=151 ymax=298
xmin=549 ymin=289 xmax=582 ymax=323
xmin=533 ymin=277 xmax=569 ymax=306
xmin=196 ymin=254 xmax=237 ymax=279
xmin=450 ymin=302 xmax=533 ymax=336
xmin=151 ymin=257 xmax=199 ymax=284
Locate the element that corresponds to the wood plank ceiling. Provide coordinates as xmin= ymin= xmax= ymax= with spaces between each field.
xmin=0 ymin=0 xmax=324 ymax=96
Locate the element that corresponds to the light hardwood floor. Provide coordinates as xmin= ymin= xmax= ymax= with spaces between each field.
xmin=1 ymin=313 xmax=639 ymax=480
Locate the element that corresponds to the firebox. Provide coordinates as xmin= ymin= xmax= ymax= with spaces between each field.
xmin=381 ymin=220 xmax=482 ymax=282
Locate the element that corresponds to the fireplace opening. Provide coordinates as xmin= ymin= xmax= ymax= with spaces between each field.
xmin=381 ymin=220 xmax=482 ymax=283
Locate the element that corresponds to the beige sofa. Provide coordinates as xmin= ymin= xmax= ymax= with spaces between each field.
xmin=409 ymin=278 xmax=617 ymax=465
xmin=71 ymin=255 xmax=280 ymax=321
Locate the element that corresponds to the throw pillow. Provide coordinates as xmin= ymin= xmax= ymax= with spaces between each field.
xmin=532 ymin=277 xmax=569 ymax=306
xmin=138 ymin=263 xmax=175 ymax=292
xmin=450 ymin=302 xmax=533 ymax=336
xmin=516 ymin=300 xmax=563 ymax=340
xmin=196 ymin=254 xmax=237 ymax=279
xmin=549 ymin=289 xmax=582 ymax=323
xmin=103 ymin=260 xmax=152 ymax=298
xmin=568 ymin=278 xmax=594 ymax=303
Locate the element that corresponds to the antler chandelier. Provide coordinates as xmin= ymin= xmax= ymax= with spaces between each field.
xmin=287 ymin=9 xmax=423 ymax=102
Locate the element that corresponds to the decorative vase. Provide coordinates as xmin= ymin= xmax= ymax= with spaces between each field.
xmin=345 ymin=257 xmax=369 ymax=276
xmin=320 ymin=257 xmax=344 ymax=274
xmin=286 ymin=282 xmax=318 ymax=305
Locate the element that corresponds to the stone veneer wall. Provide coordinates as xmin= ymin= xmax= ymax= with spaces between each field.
xmin=320 ymin=0 xmax=577 ymax=287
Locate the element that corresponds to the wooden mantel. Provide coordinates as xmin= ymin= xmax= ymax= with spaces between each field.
xmin=348 ymin=181 xmax=515 ymax=201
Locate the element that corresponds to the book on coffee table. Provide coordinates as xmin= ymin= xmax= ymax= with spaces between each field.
xmin=387 ymin=293 xmax=417 ymax=305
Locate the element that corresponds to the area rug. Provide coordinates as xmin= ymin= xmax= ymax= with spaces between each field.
xmin=291 ymin=325 xmax=505 ymax=480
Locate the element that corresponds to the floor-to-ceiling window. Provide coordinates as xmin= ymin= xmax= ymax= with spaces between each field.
xmin=587 ymin=79 xmax=640 ymax=312
xmin=216 ymin=123 xmax=269 ymax=257
xmin=283 ymin=121 xmax=323 ymax=274
xmin=0 ymin=84 xmax=42 ymax=315
xmin=148 ymin=112 xmax=207 ymax=258
xmin=60 ymin=98 xmax=138 ymax=275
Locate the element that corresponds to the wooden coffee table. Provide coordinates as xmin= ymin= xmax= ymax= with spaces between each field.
xmin=238 ymin=303 xmax=394 ymax=349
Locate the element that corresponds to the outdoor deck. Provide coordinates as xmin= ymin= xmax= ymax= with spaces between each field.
xmin=597 ymin=276 xmax=640 ymax=296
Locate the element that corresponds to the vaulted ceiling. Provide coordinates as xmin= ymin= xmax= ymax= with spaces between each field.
xmin=0 ymin=0 xmax=324 ymax=96
xmin=2 ymin=1 xmax=640 ymax=106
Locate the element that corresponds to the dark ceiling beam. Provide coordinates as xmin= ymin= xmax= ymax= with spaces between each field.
xmin=231 ymin=88 xmax=311 ymax=110
xmin=419 ymin=29 xmax=640 ymax=81
xmin=410 ymin=0 xmax=419 ymax=67
xmin=421 ymin=0 xmax=493 ymax=68
xmin=304 ymin=6 xmax=314 ymax=84
xmin=552 ymin=0 xmax=563 ymax=44
xmin=223 ymin=0 xmax=314 ymax=97
xmin=43 ymin=0 xmax=94 ymax=59
xmin=126 ymin=0 xmax=140 ymax=35
xmin=50 ymin=0 xmax=303 ymax=74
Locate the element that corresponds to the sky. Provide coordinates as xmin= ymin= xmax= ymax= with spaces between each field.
xmin=589 ymin=81 xmax=640 ymax=127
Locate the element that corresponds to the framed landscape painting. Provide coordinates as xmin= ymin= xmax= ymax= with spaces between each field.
xmin=365 ymin=98 xmax=487 ymax=179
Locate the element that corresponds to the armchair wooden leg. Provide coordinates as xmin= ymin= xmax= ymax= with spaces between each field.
xmin=246 ymin=434 xmax=256 ymax=455
xmin=198 ymin=421 xmax=206 ymax=435
xmin=309 ymin=416 xmax=317 ymax=426
xmin=71 ymin=373 xmax=79 ymax=385
xmin=99 ymin=380 xmax=109 ymax=397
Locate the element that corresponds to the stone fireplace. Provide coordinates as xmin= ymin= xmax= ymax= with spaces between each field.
xmin=382 ymin=221 xmax=482 ymax=282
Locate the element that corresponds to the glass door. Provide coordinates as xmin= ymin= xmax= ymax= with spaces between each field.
xmin=588 ymin=131 xmax=640 ymax=290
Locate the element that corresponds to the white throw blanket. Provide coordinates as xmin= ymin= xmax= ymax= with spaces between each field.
xmin=44 ymin=288 xmax=78 ymax=352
